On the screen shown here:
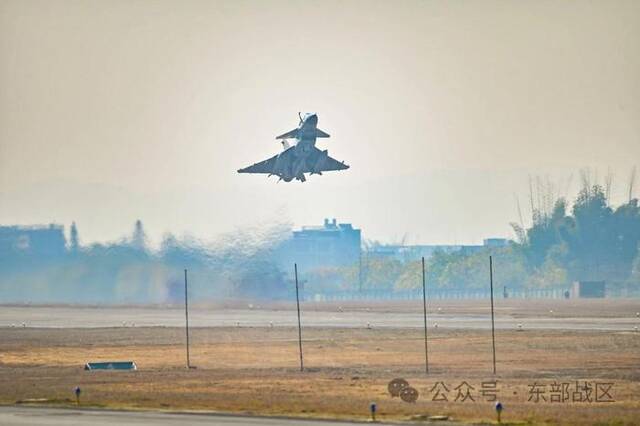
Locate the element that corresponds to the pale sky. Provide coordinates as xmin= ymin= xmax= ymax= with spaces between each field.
xmin=1 ymin=0 xmax=639 ymax=246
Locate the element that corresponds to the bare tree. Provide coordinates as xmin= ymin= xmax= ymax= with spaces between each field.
xmin=629 ymin=166 xmax=637 ymax=203
xmin=604 ymin=168 xmax=614 ymax=207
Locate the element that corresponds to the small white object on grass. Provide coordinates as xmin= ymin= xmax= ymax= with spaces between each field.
xmin=338 ymin=306 xmax=343 ymax=312
xmin=634 ymin=326 xmax=638 ymax=333
xmin=636 ymin=312 xmax=639 ymax=318
xmin=248 ymin=303 xmax=254 ymax=309
xmin=517 ymin=323 xmax=523 ymax=331
xmin=437 ymin=307 xmax=442 ymax=313
xmin=236 ymin=321 xmax=240 ymax=327
xmin=21 ymin=322 xmax=26 ymax=328
xmin=366 ymin=322 xmax=372 ymax=329
xmin=434 ymin=322 xmax=439 ymax=329
xmin=269 ymin=321 xmax=274 ymax=328
xmin=549 ymin=309 xmax=554 ymax=314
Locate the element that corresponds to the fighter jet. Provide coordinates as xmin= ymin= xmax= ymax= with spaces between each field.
xmin=237 ymin=113 xmax=349 ymax=182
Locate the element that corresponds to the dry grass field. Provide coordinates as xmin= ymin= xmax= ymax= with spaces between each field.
xmin=1 ymin=316 xmax=639 ymax=425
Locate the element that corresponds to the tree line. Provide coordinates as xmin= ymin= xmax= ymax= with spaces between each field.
xmin=2 ymin=171 xmax=639 ymax=302
xmin=306 ymin=177 xmax=640 ymax=294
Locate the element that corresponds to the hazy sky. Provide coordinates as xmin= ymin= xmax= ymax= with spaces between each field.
xmin=1 ymin=0 xmax=639 ymax=246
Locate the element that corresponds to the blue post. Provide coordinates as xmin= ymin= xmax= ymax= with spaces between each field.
xmin=495 ymin=401 xmax=503 ymax=423
xmin=74 ymin=386 xmax=81 ymax=405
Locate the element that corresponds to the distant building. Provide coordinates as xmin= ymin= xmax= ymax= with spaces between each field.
xmin=483 ymin=238 xmax=509 ymax=248
xmin=367 ymin=238 xmax=510 ymax=263
xmin=276 ymin=218 xmax=361 ymax=271
xmin=0 ymin=224 xmax=66 ymax=257
xmin=368 ymin=244 xmax=470 ymax=262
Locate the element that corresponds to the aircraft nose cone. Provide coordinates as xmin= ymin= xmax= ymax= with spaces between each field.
xmin=308 ymin=114 xmax=318 ymax=125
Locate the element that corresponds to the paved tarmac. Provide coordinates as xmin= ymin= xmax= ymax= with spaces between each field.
xmin=0 ymin=407 xmax=395 ymax=426
xmin=0 ymin=306 xmax=637 ymax=331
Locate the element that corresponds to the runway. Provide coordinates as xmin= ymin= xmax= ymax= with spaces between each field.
xmin=0 ymin=305 xmax=637 ymax=331
xmin=0 ymin=407 xmax=394 ymax=426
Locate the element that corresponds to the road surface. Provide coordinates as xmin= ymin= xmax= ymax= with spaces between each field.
xmin=0 ymin=407 xmax=395 ymax=426
xmin=0 ymin=306 xmax=637 ymax=331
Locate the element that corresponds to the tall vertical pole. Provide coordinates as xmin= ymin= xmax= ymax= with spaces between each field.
xmin=358 ymin=250 xmax=363 ymax=293
xmin=489 ymin=256 xmax=496 ymax=374
xmin=184 ymin=268 xmax=191 ymax=369
xmin=294 ymin=263 xmax=304 ymax=372
xmin=421 ymin=257 xmax=429 ymax=374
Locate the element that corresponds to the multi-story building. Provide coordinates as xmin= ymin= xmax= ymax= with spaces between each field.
xmin=0 ymin=224 xmax=66 ymax=257
xmin=276 ymin=218 xmax=361 ymax=272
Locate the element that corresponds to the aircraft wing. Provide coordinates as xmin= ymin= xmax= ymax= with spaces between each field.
xmin=237 ymin=147 xmax=294 ymax=174
xmin=308 ymin=147 xmax=349 ymax=172
xmin=275 ymin=128 xmax=299 ymax=140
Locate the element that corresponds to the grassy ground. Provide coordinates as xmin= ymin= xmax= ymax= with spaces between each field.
xmin=1 ymin=324 xmax=639 ymax=425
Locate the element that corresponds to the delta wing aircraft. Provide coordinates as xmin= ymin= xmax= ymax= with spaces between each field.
xmin=237 ymin=113 xmax=349 ymax=182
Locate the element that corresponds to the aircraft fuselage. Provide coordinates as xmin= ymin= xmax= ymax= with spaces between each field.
xmin=277 ymin=114 xmax=319 ymax=182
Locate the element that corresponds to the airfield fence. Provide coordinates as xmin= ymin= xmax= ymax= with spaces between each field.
xmin=308 ymin=287 xmax=569 ymax=302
